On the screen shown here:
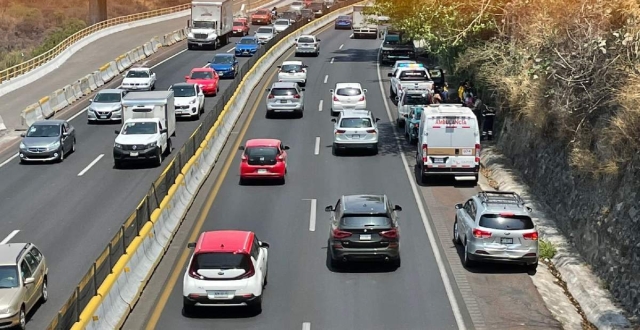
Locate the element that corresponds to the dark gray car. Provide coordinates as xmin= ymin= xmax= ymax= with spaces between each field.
xmin=325 ymin=194 xmax=402 ymax=268
xmin=19 ymin=120 xmax=76 ymax=163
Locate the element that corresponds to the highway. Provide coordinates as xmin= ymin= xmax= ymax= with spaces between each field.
xmin=135 ymin=25 xmax=464 ymax=330
xmin=0 ymin=8 xmax=291 ymax=327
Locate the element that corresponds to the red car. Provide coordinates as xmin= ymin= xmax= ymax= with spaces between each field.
xmin=251 ymin=9 xmax=273 ymax=25
xmin=184 ymin=68 xmax=219 ymax=96
xmin=239 ymin=139 xmax=289 ymax=185
xmin=233 ymin=19 xmax=250 ymax=36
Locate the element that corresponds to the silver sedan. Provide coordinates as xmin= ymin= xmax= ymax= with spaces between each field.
xmin=19 ymin=119 xmax=77 ymax=163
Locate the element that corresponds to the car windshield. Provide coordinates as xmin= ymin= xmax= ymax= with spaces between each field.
xmin=126 ymin=70 xmax=149 ymax=78
xmin=245 ymin=146 xmax=278 ymax=165
xmin=479 ymin=214 xmax=535 ymax=230
xmin=404 ymin=94 xmax=429 ymax=105
xmin=270 ymin=88 xmax=298 ymax=96
xmin=93 ymin=92 xmax=121 ymax=103
xmin=336 ymin=88 xmax=361 ymax=96
xmin=297 ymin=36 xmax=314 ymax=43
xmin=275 ymin=20 xmax=289 ymax=25
xmin=257 ymin=27 xmax=273 ymax=34
xmin=0 ymin=266 xmax=19 ymax=289
xmin=302 ymin=9 xmax=312 ymax=14
xmin=281 ymin=64 xmax=302 ymax=72
xmin=121 ymin=122 xmax=157 ymax=135
xmin=256 ymin=10 xmax=269 ymax=15
xmin=337 ymin=15 xmax=350 ymax=20
xmin=194 ymin=253 xmax=250 ymax=271
xmin=399 ymin=70 xmax=429 ymax=81
xmin=340 ymin=118 xmax=372 ymax=128
xmin=212 ymin=56 xmax=234 ymax=64
xmin=340 ymin=216 xmax=392 ymax=228
xmin=172 ymin=86 xmax=196 ymax=97
xmin=190 ymin=71 xmax=213 ymax=79
xmin=310 ymin=3 xmax=322 ymax=9
xmin=26 ymin=124 xmax=59 ymax=137
xmin=193 ymin=21 xmax=214 ymax=28
xmin=233 ymin=22 xmax=244 ymax=26
xmin=239 ymin=38 xmax=257 ymax=44
xmin=282 ymin=12 xmax=296 ymax=18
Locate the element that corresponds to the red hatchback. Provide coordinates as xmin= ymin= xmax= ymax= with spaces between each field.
xmin=232 ymin=19 xmax=250 ymax=36
xmin=239 ymin=139 xmax=289 ymax=185
xmin=185 ymin=68 xmax=220 ymax=96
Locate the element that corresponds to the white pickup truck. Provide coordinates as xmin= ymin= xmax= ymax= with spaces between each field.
xmin=388 ymin=66 xmax=433 ymax=99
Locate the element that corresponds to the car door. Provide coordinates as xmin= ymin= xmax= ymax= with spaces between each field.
xmin=279 ymin=143 xmax=288 ymax=166
xmin=158 ymin=122 xmax=167 ymax=150
xmin=196 ymin=85 xmax=204 ymax=106
xmin=60 ymin=124 xmax=70 ymax=151
xmin=19 ymin=260 xmax=37 ymax=311
xmin=461 ymin=200 xmax=476 ymax=241
xmin=251 ymin=236 xmax=266 ymax=283
xmin=330 ymin=199 xmax=342 ymax=233
xmin=64 ymin=122 xmax=75 ymax=149
xmin=23 ymin=250 xmax=43 ymax=310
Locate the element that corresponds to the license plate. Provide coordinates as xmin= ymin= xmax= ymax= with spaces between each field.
xmin=360 ymin=234 xmax=371 ymax=241
xmin=198 ymin=43 xmax=203 ymax=46
xmin=432 ymin=158 xmax=444 ymax=164
xmin=280 ymin=99 xmax=288 ymax=103
xmin=209 ymin=290 xmax=234 ymax=299
xmin=461 ymin=148 xmax=473 ymax=156
xmin=130 ymin=152 xmax=139 ymax=157
xmin=351 ymin=134 xmax=360 ymax=139
xmin=99 ymin=115 xmax=106 ymax=119
xmin=500 ymin=238 xmax=513 ymax=244
xmin=258 ymin=169 xmax=267 ymax=173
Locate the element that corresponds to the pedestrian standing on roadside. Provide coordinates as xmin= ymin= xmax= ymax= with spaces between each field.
xmin=458 ymin=80 xmax=468 ymax=103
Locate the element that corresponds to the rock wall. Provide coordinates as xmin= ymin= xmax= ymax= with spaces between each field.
xmin=493 ymin=115 xmax=640 ymax=319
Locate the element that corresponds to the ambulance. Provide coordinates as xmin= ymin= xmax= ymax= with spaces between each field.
xmin=415 ymin=104 xmax=480 ymax=185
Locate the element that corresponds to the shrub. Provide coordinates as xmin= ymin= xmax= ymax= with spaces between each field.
xmin=539 ymin=239 xmax=557 ymax=260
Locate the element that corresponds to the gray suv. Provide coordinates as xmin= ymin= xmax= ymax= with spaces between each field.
xmin=265 ymin=82 xmax=305 ymax=118
xmin=0 ymin=243 xmax=48 ymax=330
xmin=325 ymin=194 xmax=402 ymax=268
xmin=453 ymin=191 xmax=539 ymax=270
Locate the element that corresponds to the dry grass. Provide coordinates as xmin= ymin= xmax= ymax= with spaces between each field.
xmin=455 ymin=0 xmax=640 ymax=175
xmin=0 ymin=0 xmax=189 ymax=70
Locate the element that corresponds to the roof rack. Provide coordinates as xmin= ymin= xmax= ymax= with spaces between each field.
xmin=478 ymin=191 xmax=525 ymax=206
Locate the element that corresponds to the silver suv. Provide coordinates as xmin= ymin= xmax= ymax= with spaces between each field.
xmin=0 ymin=243 xmax=48 ymax=330
xmin=331 ymin=110 xmax=380 ymax=155
xmin=265 ymin=82 xmax=305 ymax=118
xmin=453 ymin=191 xmax=538 ymax=271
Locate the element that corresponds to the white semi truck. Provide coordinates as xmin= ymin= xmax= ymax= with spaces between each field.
xmin=352 ymin=4 xmax=377 ymax=39
xmin=187 ymin=0 xmax=234 ymax=50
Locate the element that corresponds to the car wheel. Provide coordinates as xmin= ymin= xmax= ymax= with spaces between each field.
xmin=372 ymin=145 xmax=378 ymax=155
xmin=452 ymin=218 xmax=462 ymax=245
xmin=40 ymin=278 xmax=48 ymax=303
xmin=19 ymin=158 xmax=26 ymax=164
xmin=71 ymin=138 xmax=76 ymax=153
xmin=18 ymin=306 xmax=25 ymax=330
xmin=463 ymin=240 xmax=475 ymax=268
xmin=156 ymin=149 xmax=163 ymax=167
xmin=389 ymin=85 xmax=395 ymax=98
xmin=57 ymin=148 xmax=64 ymax=163
xmin=332 ymin=143 xmax=339 ymax=156
xmin=392 ymin=257 xmax=401 ymax=268
xmin=251 ymin=296 xmax=263 ymax=313
xmin=114 ymin=160 xmax=122 ymax=169
xmin=166 ymin=139 xmax=172 ymax=156
xmin=188 ymin=44 xmax=193 ymax=50
xmin=329 ymin=256 xmax=341 ymax=269
xmin=294 ymin=52 xmax=299 ymax=57
xmin=239 ymin=177 xmax=247 ymax=185
xmin=297 ymin=109 xmax=304 ymax=118
xmin=527 ymin=262 xmax=538 ymax=272
xmin=182 ymin=302 xmax=196 ymax=317
xmin=265 ymin=111 xmax=272 ymax=119
xmin=194 ymin=110 xmax=200 ymax=120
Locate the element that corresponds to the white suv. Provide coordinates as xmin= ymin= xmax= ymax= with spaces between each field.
xmin=331 ymin=109 xmax=380 ymax=155
xmin=277 ymin=60 xmax=308 ymax=86
xmin=294 ymin=34 xmax=321 ymax=57
xmin=329 ymin=83 xmax=367 ymax=116
xmin=183 ymin=230 xmax=270 ymax=315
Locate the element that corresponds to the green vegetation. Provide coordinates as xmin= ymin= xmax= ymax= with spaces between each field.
xmin=371 ymin=0 xmax=640 ymax=174
xmin=539 ymin=239 xmax=557 ymax=260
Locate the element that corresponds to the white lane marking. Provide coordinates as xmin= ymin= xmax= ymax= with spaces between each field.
xmin=318 ymin=100 xmax=323 ymax=112
xmin=302 ymin=322 xmax=311 ymax=330
xmin=349 ymin=34 xmax=353 ymax=38
xmin=0 ymin=230 xmax=20 ymax=244
xmin=339 ymin=44 xmax=344 ymax=49
xmin=78 ymin=154 xmax=104 ymax=176
xmin=308 ymin=199 xmax=317 ymax=231
xmin=227 ymin=47 xmax=236 ymax=53
xmin=0 ymin=154 xmax=18 ymax=168
xmin=376 ymin=50 xmax=467 ymax=330
xmin=314 ymin=137 xmax=320 ymax=155
xmin=323 ymin=75 xmax=328 ymax=84
xmin=330 ymin=57 xmax=334 ymax=64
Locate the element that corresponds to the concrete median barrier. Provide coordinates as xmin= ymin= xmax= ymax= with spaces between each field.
xmin=99 ymin=63 xmax=112 ymax=83
xmin=87 ymin=73 xmax=98 ymax=91
xmin=64 ymin=85 xmax=77 ymax=104
xmin=79 ymin=76 xmax=92 ymax=95
xmin=0 ymin=115 xmax=6 ymax=135
xmin=20 ymin=103 xmax=44 ymax=127
xmin=109 ymin=60 xmax=120 ymax=77
xmin=151 ymin=37 xmax=162 ymax=51
xmin=143 ymin=42 xmax=155 ymax=57
xmin=52 ymin=89 xmax=69 ymax=112
xmin=93 ymin=71 xmax=104 ymax=88
xmin=39 ymin=96 xmax=54 ymax=118
xmin=72 ymin=81 xmax=84 ymax=99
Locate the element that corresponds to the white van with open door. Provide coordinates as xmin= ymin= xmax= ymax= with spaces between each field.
xmin=415 ymin=104 xmax=480 ymax=185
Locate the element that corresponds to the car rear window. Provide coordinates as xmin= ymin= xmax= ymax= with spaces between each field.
xmin=233 ymin=22 xmax=244 ymax=26
xmin=340 ymin=118 xmax=372 ymax=128
xmin=281 ymin=64 xmax=302 ymax=72
xmin=193 ymin=252 xmax=251 ymax=271
xmin=276 ymin=20 xmax=290 ymax=25
xmin=257 ymin=27 xmax=273 ymax=33
xmin=340 ymin=216 xmax=392 ymax=228
xmin=271 ymin=88 xmax=298 ymax=96
xmin=479 ymin=214 xmax=535 ymax=230
xmin=245 ymin=146 xmax=278 ymax=166
xmin=399 ymin=70 xmax=429 ymax=81
xmin=190 ymin=71 xmax=213 ymax=79
xmin=336 ymin=88 xmax=361 ymax=96
xmin=298 ymin=37 xmax=315 ymax=43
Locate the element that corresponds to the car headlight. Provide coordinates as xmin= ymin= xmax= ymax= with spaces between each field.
xmin=145 ymin=142 xmax=157 ymax=149
xmin=114 ymin=143 xmax=122 ymax=149
xmin=189 ymin=99 xmax=196 ymax=104
xmin=19 ymin=142 xmax=26 ymax=149
xmin=0 ymin=306 xmax=12 ymax=314
xmin=48 ymin=141 xmax=60 ymax=150
xmin=87 ymin=108 xmax=95 ymax=113
xmin=188 ymin=33 xmax=194 ymax=38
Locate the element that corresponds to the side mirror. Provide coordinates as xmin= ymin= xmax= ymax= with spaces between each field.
xmin=234 ymin=60 xmax=238 ymax=64
xmin=63 ymin=132 xmax=70 ymax=137
xmin=238 ymin=146 xmax=245 ymax=150
xmin=403 ymin=114 xmax=408 ymax=118
xmin=277 ymin=65 xmax=282 ymax=68
xmin=395 ymin=96 xmax=400 ymax=101
xmin=283 ymin=145 xmax=290 ymax=150
xmin=259 ymin=241 xmax=270 ymax=248
xmin=207 ymin=61 xmax=211 ymax=63
xmin=24 ymin=277 xmax=35 ymax=285
xmin=300 ymin=88 xmax=305 ymax=91
xmin=20 ymin=133 xmax=25 ymax=137
xmin=393 ymin=205 xmax=403 ymax=211
xmin=184 ymin=75 xmax=190 ymax=80
xmin=325 ymin=205 xmax=334 ymax=212
xmin=454 ymin=203 xmax=463 ymax=210
xmin=114 ymin=130 xmax=120 ymax=135
xmin=317 ymin=39 xmax=321 ymax=41
xmin=265 ymin=88 xmax=270 ymax=92
xmin=160 ymin=128 xmax=168 ymax=134
xmin=363 ymin=88 xmax=367 ymax=93
xmin=375 ymin=118 xmax=380 ymax=122
xmin=526 ymin=206 xmax=533 ymax=212
xmin=89 ymin=98 xmax=93 ymax=103
xmin=331 ymin=118 xmax=337 ymax=123
xmin=187 ymin=242 xmax=196 ymax=248
xmin=387 ymin=73 xmax=393 ymax=77
xmin=303 ymin=65 xmax=308 ymax=68
xmin=329 ymin=89 xmax=334 ymax=93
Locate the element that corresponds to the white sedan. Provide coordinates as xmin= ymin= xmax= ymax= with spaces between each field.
xmin=121 ymin=67 xmax=156 ymax=91
xmin=277 ymin=61 xmax=308 ymax=86
xmin=273 ymin=19 xmax=291 ymax=33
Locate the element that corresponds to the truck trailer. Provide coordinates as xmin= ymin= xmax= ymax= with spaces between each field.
xmin=352 ymin=4 xmax=377 ymax=39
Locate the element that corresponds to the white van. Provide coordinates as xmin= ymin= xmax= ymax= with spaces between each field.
xmin=415 ymin=104 xmax=480 ymax=185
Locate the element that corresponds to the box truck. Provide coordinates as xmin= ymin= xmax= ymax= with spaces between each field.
xmin=352 ymin=4 xmax=377 ymax=39
xmin=187 ymin=0 xmax=234 ymax=50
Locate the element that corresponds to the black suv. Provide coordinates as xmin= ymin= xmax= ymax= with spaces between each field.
xmin=325 ymin=194 xmax=402 ymax=268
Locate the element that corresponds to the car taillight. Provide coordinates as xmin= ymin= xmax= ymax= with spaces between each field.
xmin=380 ymin=228 xmax=398 ymax=239
xmin=366 ymin=129 xmax=376 ymax=134
xmin=422 ymin=144 xmax=428 ymax=163
xmin=475 ymin=143 xmax=481 ymax=163
xmin=333 ymin=96 xmax=339 ymax=101
xmin=473 ymin=228 xmax=492 ymax=239
xmin=293 ymin=94 xmax=300 ymax=99
xmin=358 ymin=95 xmax=365 ymax=101
xmin=336 ymin=129 xmax=346 ymax=134
xmin=523 ymin=231 xmax=539 ymax=241
xmin=268 ymin=94 xmax=274 ymax=99
xmin=241 ymin=154 xmax=247 ymax=162
xmin=235 ymin=266 xmax=255 ymax=279
xmin=332 ymin=229 xmax=352 ymax=239
xmin=277 ymin=154 xmax=284 ymax=161
xmin=188 ymin=269 xmax=203 ymax=280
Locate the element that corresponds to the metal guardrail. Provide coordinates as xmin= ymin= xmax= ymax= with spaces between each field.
xmin=44 ymin=1 xmax=360 ymax=328
xmin=0 ymin=3 xmax=190 ymax=84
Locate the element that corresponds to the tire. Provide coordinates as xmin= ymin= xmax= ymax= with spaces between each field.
xmin=332 ymin=144 xmax=339 ymax=156
xmin=182 ymin=302 xmax=196 ymax=317
xmin=264 ymin=269 xmax=268 ymax=287
xmin=17 ymin=306 xmax=25 ymax=330
xmin=297 ymin=109 xmax=304 ymax=118
xmin=156 ymin=149 xmax=163 ymax=167
xmin=19 ymin=158 xmax=26 ymax=164
xmin=114 ymin=160 xmax=122 ymax=169
xmin=527 ymin=262 xmax=538 ymax=272
xmin=71 ymin=138 xmax=76 ymax=153
xmin=194 ymin=110 xmax=200 ymax=120
xmin=40 ymin=278 xmax=48 ymax=303
xmin=57 ymin=147 xmax=64 ymax=163
xmin=330 ymin=256 xmax=341 ymax=269
xmin=295 ymin=52 xmax=299 ymax=57
xmin=187 ymin=44 xmax=193 ymax=50
xmin=265 ymin=111 xmax=272 ymax=119
xmin=250 ymin=296 xmax=263 ymax=313
xmin=452 ymin=218 xmax=462 ymax=245
xmin=392 ymin=257 xmax=401 ymax=268
xmin=214 ymin=86 xmax=219 ymax=96
xmin=372 ymin=145 xmax=378 ymax=155
xmin=279 ymin=176 xmax=286 ymax=185
xmin=166 ymin=139 xmax=172 ymax=156
xmin=462 ymin=241 xmax=475 ymax=268
xmin=390 ymin=86 xmax=395 ymax=98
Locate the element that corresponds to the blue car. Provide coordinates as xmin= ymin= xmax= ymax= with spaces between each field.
xmin=209 ymin=54 xmax=238 ymax=79
xmin=235 ymin=36 xmax=260 ymax=57
xmin=334 ymin=15 xmax=352 ymax=29
xmin=404 ymin=106 xmax=424 ymax=144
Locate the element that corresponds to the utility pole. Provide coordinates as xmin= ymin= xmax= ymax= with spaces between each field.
xmin=89 ymin=0 xmax=108 ymax=24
